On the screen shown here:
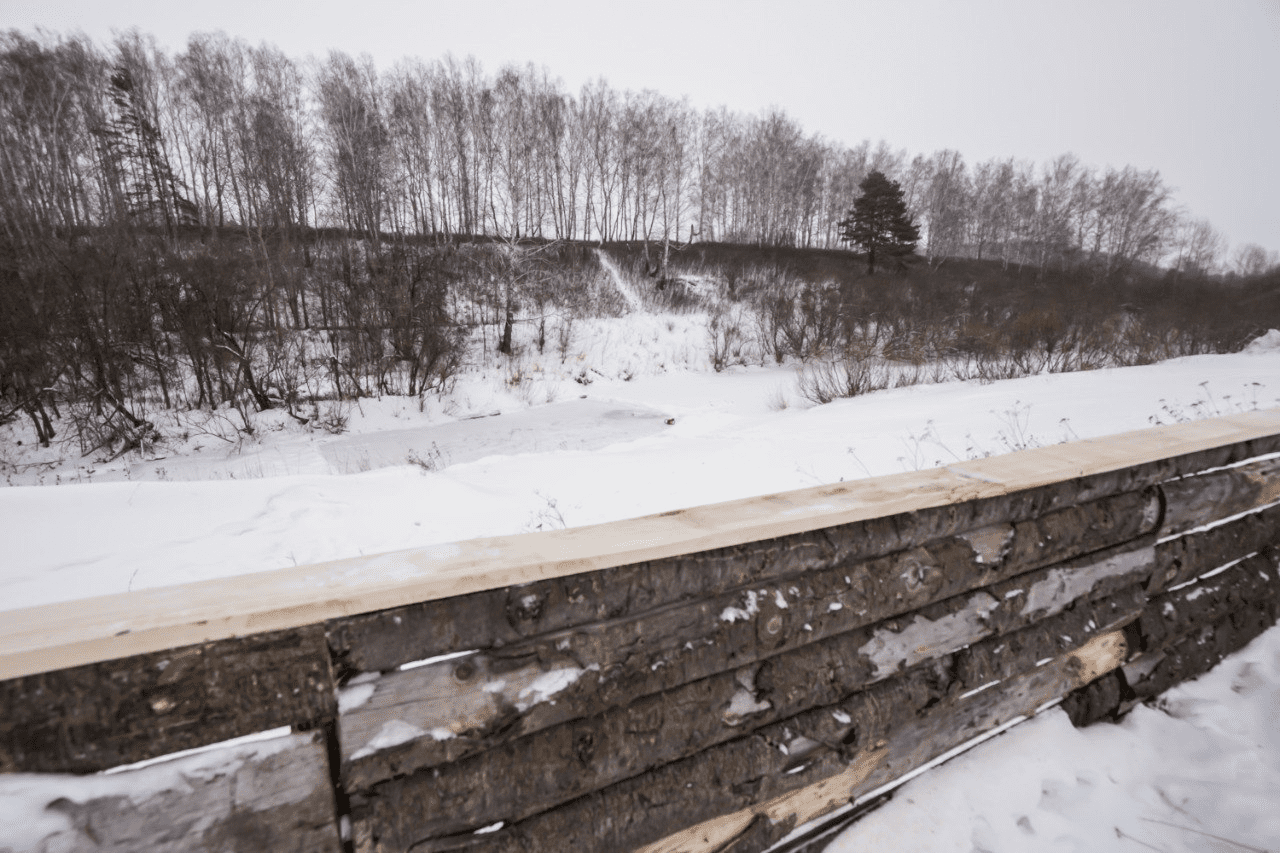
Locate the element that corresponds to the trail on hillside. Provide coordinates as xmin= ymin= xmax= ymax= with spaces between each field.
xmin=595 ymin=249 xmax=645 ymax=313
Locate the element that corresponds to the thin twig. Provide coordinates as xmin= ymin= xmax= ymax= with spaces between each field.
xmin=1140 ymin=818 xmax=1270 ymax=853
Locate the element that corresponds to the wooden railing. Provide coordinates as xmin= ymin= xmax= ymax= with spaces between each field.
xmin=3 ymin=410 xmax=1280 ymax=853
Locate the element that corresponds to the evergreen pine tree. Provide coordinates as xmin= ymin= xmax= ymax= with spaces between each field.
xmin=838 ymin=170 xmax=920 ymax=273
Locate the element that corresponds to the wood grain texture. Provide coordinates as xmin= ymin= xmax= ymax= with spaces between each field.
xmin=1136 ymin=549 xmax=1280 ymax=653
xmin=377 ymin=627 xmax=1127 ymax=853
xmin=0 ymin=731 xmax=340 ymax=852
xmin=1160 ymin=455 xmax=1280 ymax=536
xmin=347 ymin=586 xmax=1145 ymax=849
xmin=328 ymin=487 xmax=1159 ymax=675
xmin=630 ymin=630 xmax=1128 ymax=853
xmin=1149 ymin=502 xmax=1280 ymax=593
xmin=0 ymin=626 xmax=336 ymax=774
xmin=338 ymin=534 xmax=1154 ymax=790
xmin=5 ymin=410 xmax=1279 ymax=681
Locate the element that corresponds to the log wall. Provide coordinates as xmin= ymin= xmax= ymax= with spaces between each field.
xmin=3 ymin=410 xmax=1280 ymax=853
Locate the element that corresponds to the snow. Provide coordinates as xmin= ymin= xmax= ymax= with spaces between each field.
xmin=349 ymin=719 xmax=454 ymax=760
xmin=5 ymin=325 xmax=1279 ymax=613
xmin=1243 ymin=327 xmax=1280 ymax=353
xmin=594 ymin=248 xmax=646 ymax=313
xmin=514 ymin=666 xmax=591 ymax=712
xmin=2 ymin=317 xmax=1280 ymax=849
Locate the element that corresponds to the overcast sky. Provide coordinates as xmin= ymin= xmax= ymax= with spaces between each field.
xmin=7 ymin=0 xmax=1278 ymax=256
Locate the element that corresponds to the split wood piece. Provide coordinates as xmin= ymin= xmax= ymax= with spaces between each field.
xmin=0 ymin=625 xmax=336 ymax=774
xmin=1136 ymin=549 xmax=1280 ymax=652
xmin=5 ymin=410 xmax=1280 ymax=682
xmin=338 ymin=535 xmax=1154 ymax=787
xmin=1160 ymin=455 xmax=1280 ymax=537
xmin=329 ymin=483 xmax=1165 ymax=676
xmin=0 ymin=730 xmax=341 ymax=853
xmin=345 ymin=589 xmax=1142 ymax=847
xmin=381 ymin=625 xmax=1127 ymax=853
xmin=1149 ymin=502 xmax=1280 ymax=593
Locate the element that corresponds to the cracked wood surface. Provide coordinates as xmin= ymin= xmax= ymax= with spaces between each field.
xmin=368 ymin=625 xmax=1129 ymax=853
xmin=6 ymin=410 xmax=1280 ymax=681
xmin=346 ymin=577 xmax=1147 ymax=849
xmin=338 ymin=512 xmax=1157 ymax=788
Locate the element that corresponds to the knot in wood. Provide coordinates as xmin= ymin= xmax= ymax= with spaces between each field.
xmin=506 ymin=589 xmax=547 ymax=628
xmin=453 ymin=660 xmax=475 ymax=682
xmin=765 ymin=614 xmax=784 ymax=636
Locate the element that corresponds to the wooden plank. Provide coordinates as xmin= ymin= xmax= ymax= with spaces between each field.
xmin=346 ymin=583 xmax=1146 ymax=848
xmin=0 ymin=730 xmax=341 ymax=852
xmin=1136 ymin=549 xmax=1280 ymax=653
xmin=338 ymin=535 xmax=1154 ymax=789
xmin=1160 ymin=455 xmax=1280 ymax=537
xmin=0 ymin=625 xmax=337 ymax=774
xmin=328 ymin=487 xmax=1160 ymax=675
xmin=383 ymin=627 xmax=1128 ymax=853
xmin=5 ymin=410 xmax=1280 ymax=680
xmin=1149 ymin=502 xmax=1280 ymax=593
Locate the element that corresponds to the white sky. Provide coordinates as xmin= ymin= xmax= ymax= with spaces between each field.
xmin=6 ymin=0 xmax=1278 ymax=255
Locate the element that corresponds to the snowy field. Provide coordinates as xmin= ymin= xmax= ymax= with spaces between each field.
xmin=2 ymin=319 xmax=1279 ymax=851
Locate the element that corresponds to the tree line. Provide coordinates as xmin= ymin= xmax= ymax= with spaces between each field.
xmin=2 ymin=28 xmax=1276 ymax=455
xmin=4 ymin=28 xmax=1272 ymax=272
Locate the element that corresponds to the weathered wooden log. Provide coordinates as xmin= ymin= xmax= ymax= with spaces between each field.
xmin=1127 ymin=555 xmax=1280 ymax=701
xmin=0 ymin=626 xmax=336 ymax=774
xmin=1136 ymin=549 xmax=1280 ymax=653
xmin=384 ymin=626 xmax=1127 ymax=853
xmin=0 ymin=730 xmax=341 ymax=852
xmin=1149 ymin=502 xmax=1280 ymax=593
xmin=337 ymin=497 xmax=1158 ymax=782
xmin=635 ymin=630 xmax=1129 ymax=853
xmin=346 ymin=582 xmax=1145 ymax=849
xmin=1159 ymin=455 xmax=1280 ymax=537
xmin=327 ymin=486 xmax=1165 ymax=677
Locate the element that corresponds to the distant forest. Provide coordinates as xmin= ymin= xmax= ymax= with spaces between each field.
xmin=4 ymin=29 xmax=1279 ymax=458
xmin=3 ymin=28 xmax=1273 ymax=277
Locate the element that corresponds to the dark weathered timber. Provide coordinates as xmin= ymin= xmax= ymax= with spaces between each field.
xmin=347 ymin=587 xmax=1144 ymax=848
xmin=379 ymin=626 xmax=1126 ymax=853
xmin=1060 ymin=669 xmax=1126 ymax=726
xmin=0 ymin=731 xmax=341 ymax=852
xmin=1160 ymin=456 xmax=1280 ymax=537
xmin=326 ymin=482 xmax=1171 ymax=674
xmin=1149 ymin=502 xmax=1280 ymax=593
xmin=1135 ymin=550 xmax=1280 ymax=653
xmin=339 ymin=534 xmax=1154 ymax=786
xmin=0 ymin=626 xmax=336 ymax=774
xmin=1128 ymin=594 xmax=1280 ymax=703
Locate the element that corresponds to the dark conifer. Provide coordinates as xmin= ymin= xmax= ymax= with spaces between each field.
xmin=838 ymin=170 xmax=920 ymax=273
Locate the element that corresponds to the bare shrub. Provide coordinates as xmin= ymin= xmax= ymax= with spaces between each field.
xmin=796 ymin=358 xmax=891 ymax=404
xmin=707 ymin=304 xmax=750 ymax=372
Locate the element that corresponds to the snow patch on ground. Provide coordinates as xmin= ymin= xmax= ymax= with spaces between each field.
xmin=1243 ymin=328 xmax=1280 ymax=353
